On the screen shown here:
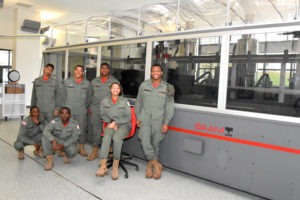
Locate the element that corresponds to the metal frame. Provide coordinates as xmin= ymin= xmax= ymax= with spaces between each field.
xmin=44 ymin=21 xmax=300 ymax=124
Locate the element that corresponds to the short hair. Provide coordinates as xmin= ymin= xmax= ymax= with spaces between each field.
xmin=60 ymin=107 xmax=71 ymax=115
xmin=110 ymin=82 xmax=123 ymax=96
xmin=101 ymin=62 xmax=110 ymax=69
xmin=74 ymin=65 xmax=84 ymax=72
xmin=151 ymin=64 xmax=163 ymax=72
xmin=30 ymin=106 xmax=39 ymax=113
xmin=45 ymin=63 xmax=54 ymax=70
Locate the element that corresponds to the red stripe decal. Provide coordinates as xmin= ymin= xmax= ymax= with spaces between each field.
xmin=169 ymin=126 xmax=300 ymax=155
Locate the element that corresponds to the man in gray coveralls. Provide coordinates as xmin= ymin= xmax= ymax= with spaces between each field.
xmin=135 ymin=64 xmax=175 ymax=179
xmin=14 ymin=106 xmax=44 ymax=159
xmin=87 ymin=63 xmax=119 ymax=161
xmin=61 ymin=65 xmax=92 ymax=156
xmin=31 ymin=63 xmax=60 ymax=124
xmin=42 ymin=107 xmax=80 ymax=170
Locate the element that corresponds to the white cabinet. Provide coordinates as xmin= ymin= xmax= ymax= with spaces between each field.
xmin=0 ymin=83 xmax=26 ymax=121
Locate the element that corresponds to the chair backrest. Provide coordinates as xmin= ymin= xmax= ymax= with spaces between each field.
xmin=126 ymin=107 xmax=136 ymax=138
xmin=101 ymin=107 xmax=136 ymax=138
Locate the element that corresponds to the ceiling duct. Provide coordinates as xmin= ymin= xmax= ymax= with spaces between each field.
xmin=21 ymin=19 xmax=41 ymax=33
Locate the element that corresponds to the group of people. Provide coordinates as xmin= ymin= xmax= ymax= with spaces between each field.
xmin=13 ymin=62 xmax=175 ymax=180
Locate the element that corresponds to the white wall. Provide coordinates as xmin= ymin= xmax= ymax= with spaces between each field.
xmin=0 ymin=8 xmax=14 ymax=50
xmin=0 ymin=7 xmax=42 ymax=106
xmin=14 ymin=7 xmax=41 ymax=106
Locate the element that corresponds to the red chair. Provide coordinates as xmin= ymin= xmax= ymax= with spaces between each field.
xmin=101 ymin=107 xmax=139 ymax=178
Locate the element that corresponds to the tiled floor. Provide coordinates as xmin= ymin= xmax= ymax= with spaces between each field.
xmin=0 ymin=119 xmax=265 ymax=200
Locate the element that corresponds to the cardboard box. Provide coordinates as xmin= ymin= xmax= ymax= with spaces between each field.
xmin=5 ymin=86 xmax=23 ymax=94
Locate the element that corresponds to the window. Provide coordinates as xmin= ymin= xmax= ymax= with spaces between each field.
xmin=101 ymin=43 xmax=146 ymax=98
xmin=68 ymin=48 xmax=98 ymax=81
xmin=152 ymin=37 xmax=221 ymax=107
xmin=226 ymin=32 xmax=300 ymax=117
xmin=43 ymin=51 xmax=65 ymax=83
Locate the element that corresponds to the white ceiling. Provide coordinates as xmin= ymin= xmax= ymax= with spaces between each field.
xmin=3 ymin=0 xmax=167 ymax=24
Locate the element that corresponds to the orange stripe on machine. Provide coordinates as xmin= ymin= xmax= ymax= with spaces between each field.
xmin=168 ymin=126 xmax=300 ymax=155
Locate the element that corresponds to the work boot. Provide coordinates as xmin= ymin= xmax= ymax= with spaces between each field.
xmin=63 ymin=155 xmax=70 ymax=164
xmin=45 ymin=155 xmax=54 ymax=171
xmin=95 ymin=159 xmax=108 ymax=177
xmin=58 ymin=151 xmax=65 ymax=157
xmin=33 ymin=147 xmax=44 ymax=158
xmin=18 ymin=150 xmax=24 ymax=159
xmin=87 ymin=146 xmax=98 ymax=161
xmin=79 ymin=144 xmax=88 ymax=157
xmin=145 ymin=160 xmax=154 ymax=178
xmin=153 ymin=160 xmax=163 ymax=179
xmin=111 ymin=159 xmax=119 ymax=180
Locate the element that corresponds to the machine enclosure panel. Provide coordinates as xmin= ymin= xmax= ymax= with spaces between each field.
xmin=123 ymin=108 xmax=300 ymax=200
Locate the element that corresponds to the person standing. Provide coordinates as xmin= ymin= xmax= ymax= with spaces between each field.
xmin=95 ymin=82 xmax=131 ymax=180
xmin=61 ymin=65 xmax=92 ymax=156
xmin=14 ymin=106 xmax=44 ymax=159
xmin=135 ymin=64 xmax=175 ymax=179
xmin=87 ymin=63 xmax=119 ymax=161
xmin=42 ymin=107 xmax=80 ymax=170
xmin=31 ymin=63 xmax=60 ymax=124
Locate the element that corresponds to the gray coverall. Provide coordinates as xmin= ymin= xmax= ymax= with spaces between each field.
xmin=90 ymin=76 xmax=118 ymax=146
xmin=99 ymin=96 xmax=131 ymax=160
xmin=42 ymin=118 xmax=80 ymax=158
xmin=14 ymin=116 xmax=44 ymax=151
xmin=135 ymin=79 xmax=175 ymax=161
xmin=61 ymin=78 xmax=92 ymax=144
xmin=31 ymin=77 xmax=61 ymax=124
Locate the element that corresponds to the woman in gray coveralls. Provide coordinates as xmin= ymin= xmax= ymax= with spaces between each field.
xmin=96 ymin=82 xmax=131 ymax=180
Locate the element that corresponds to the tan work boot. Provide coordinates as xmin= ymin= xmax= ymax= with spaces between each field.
xmin=111 ymin=159 xmax=119 ymax=180
xmin=45 ymin=155 xmax=54 ymax=171
xmin=33 ymin=147 xmax=44 ymax=158
xmin=63 ymin=154 xmax=70 ymax=164
xmin=79 ymin=144 xmax=88 ymax=157
xmin=87 ymin=146 xmax=98 ymax=161
xmin=18 ymin=150 xmax=24 ymax=159
xmin=95 ymin=159 xmax=108 ymax=177
xmin=153 ymin=160 xmax=163 ymax=179
xmin=145 ymin=160 xmax=154 ymax=178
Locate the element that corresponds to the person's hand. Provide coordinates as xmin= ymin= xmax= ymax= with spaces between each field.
xmin=52 ymin=140 xmax=64 ymax=151
xmin=53 ymin=109 xmax=59 ymax=117
xmin=113 ymin=125 xmax=119 ymax=131
xmin=136 ymin=120 xmax=141 ymax=128
xmin=108 ymin=121 xmax=116 ymax=128
xmin=162 ymin=124 xmax=168 ymax=134
xmin=34 ymin=143 xmax=40 ymax=150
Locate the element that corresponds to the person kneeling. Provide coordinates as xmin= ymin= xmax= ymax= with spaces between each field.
xmin=14 ymin=106 xmax=44 ymax=159
xmin=96 ymin=82 xmax=131 ymax=180
xmin=42 ymin=107 xmax=80 ymax=170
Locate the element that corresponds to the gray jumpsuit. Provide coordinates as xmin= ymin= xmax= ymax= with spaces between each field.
xmin=61 ymin=78 xmax=92 ymax=144
xmin=99 ymin=96 xmax=131 ymax=160
xmin=31 ymin=77 xmax=61 ymax=124
xmin=90 ymin=76 xmax=118 ymax=146
xmin=42 ymin=118 xmax=80 ymax=158
xmin=135 ymin=79 xmax=175 ymax=161
xmin=14 ymin=116 xmax=44 ymax=151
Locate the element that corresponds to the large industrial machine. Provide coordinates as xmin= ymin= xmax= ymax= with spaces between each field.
xmin=44 ymin=21 xmax=300 ymax=200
